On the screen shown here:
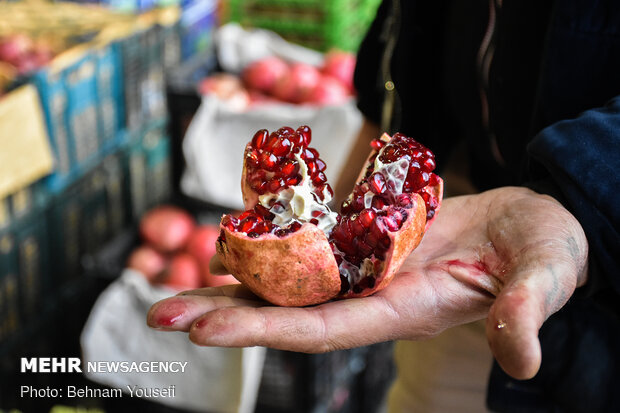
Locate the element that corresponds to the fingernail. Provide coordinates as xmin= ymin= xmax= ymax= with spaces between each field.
xmin=148 ymin=299 xmax=187 ymax=329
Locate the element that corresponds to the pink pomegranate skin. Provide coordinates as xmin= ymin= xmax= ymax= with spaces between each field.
xmin=217 ymin=224 xmax=341 ymax=306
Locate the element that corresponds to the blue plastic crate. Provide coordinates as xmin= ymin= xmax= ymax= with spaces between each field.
xmin=64 ymin=52 xmax=101 ymax=167
xmin=125 ymin=118 xmax=171 ymax=220
xmin=94 ymin=42 xmax=126 ymax=148
xmin=33 ymin=69 xmax=74 ymax=178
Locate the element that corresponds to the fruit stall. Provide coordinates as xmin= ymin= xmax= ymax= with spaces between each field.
xmin=0 ymin=1 xmax=395 ymax=412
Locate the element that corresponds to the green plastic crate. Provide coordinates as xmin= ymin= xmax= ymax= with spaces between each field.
xmin=226 ymin=0 xmax=381 ymax=51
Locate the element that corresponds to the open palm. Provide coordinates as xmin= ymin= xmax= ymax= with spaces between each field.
xmin=148 ymin=187 xmax=587 ymax=380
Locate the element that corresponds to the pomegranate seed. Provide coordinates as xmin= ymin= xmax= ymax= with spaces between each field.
xmin=286 ymin=176 xmax=300 ymax=186
xmin=315 ymin=159 xmax=326 ymax=171
xmin=350 ymin=215 xmax=365 ymax=236
xmin=274 ymin=228 xmax=287 ymax=237
xmin=247 ymin=231 xmax=259 ymax=238
xmin=257 ymin=181 xmax=268 ymax=194
xmin=310 ymin=218 xmax=319 ymax=225
xmin=382 ymin=215 xmax=399 ymax=231
xmin=369 ymin=173 xmax=387 ymax=195
xmin=251 ymin=129 xmax=268 ymax=149
xmin=239 ymin=216 xmax=258 ymax=233
xmin=288 ymin=221 xmax=302 ymax=232
xmin=371 ymin=196 xmax=388 ymax=210
xmin=296 ymin=125 xmax=312 ymax=146
xmin=410 ymin=171 xmax=430 ymax=190
xmin=264 ymin=133 xmax=280 ymax=150
xmin=311 ymin=210 xmax=324 ymax=218
xmin=260 ymin=152 xmax=278 ymax=171
xmin=356 ymin=239 xmax=373 ymax=257
xmin=422 ymin=157 xmax=436 ymax=172
xmin=238 ymin=210 xmax=252 ymax=221
xmin=358 ymin=209 xmax=376 ymax=227
xmin=395 ymin=193 xmax=413 ymax=208
xmin=272 ymin=137 xmax=292 ymax=156
xmin=324 ymin=184 xmax=334 ymax=199
xmin=306 ymin=161 xmax=317 ymax=176
xmin=246 ymin=150 xmax=260 ymax=167
xmin=268 ymin=178 xmax=284 ymax=192
xmin=281 ymin=160 xmax=299 ymax=176
xmin=370 ymin=139 xmax=385 ymax=151
xmin=278 ymin=126 xmax=294 ymax=136
xmin=312 ymin=171 xmax=327 ymax=185
xmin=303 ymin=148 xmax=316 ymax=161
xmin=428 ymin=172 xmax=440 ymax=186
xmin=291 ymin=131 xmax=305 ymax=148
xmin=255 ymin=204 xmax=272 ymax=218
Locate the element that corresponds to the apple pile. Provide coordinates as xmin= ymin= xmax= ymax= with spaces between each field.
xmin=199 ymin=50 xmax=357 ymax=107
xmin=0 ymin=34 xmax=54 ymax=75
xmin=126 ymin=205 xmax=238 ymax=291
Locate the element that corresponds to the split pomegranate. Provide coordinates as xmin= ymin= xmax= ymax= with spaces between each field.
xmin=216 ymin=126 xmax=443 ymax=306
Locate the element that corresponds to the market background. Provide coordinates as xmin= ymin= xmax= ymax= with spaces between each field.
xmin=0 ymin=1 xmax=400 ymax=412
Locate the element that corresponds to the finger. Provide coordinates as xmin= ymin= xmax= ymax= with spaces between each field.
xmin=209 ymin=255 xmax=229 ymax=275
xmin=147 ymin=293 xmax=262 ymax=331
xmin=188 ymin=295 xmax=401 ymax=352
xmin=486 ymin=262 xmax=575 ymax=380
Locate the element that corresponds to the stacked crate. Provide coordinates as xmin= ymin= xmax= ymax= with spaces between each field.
xmin=0 ymin=6 xmax=181 ymax=344
xmin=224 ymin=0 xmax=382 ymax=52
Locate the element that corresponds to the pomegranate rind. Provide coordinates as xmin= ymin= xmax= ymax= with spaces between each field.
xmin=216 ymin=222 xmax=341 ymax=307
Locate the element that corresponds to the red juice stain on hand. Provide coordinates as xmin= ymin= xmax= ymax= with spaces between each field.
xmin=154 ymin=299 xmax=188 ymax=327
xmin=445 ymin=259 xmax=489 ymax=275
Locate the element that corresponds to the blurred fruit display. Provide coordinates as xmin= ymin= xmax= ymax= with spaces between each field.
xmin=127 ymin=205 xmax=240 ymax=290
xmin=200 ymin=50 xmax=357 ymax=108
xmin=223 ymin=0 xmax=382 ymax=52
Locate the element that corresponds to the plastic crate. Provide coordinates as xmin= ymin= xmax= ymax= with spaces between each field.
xmin=36 ymin=44 xmax=127 ymax=194
xmin=34 ymin=68 xmax=73 ymax=178
xmin=226 ymin=0 xmax=381 ymax=52
xmin=119 ymin=23 xmax=173 ymax=131
xmin=94 ymin=42 xmax=125 ymax=147
xmin=0 ymin=228 xmax=19 ymax=343
xmin=64 ymin=52 xmax=101 ymax=166
xmin=44 ymin=141 xmax=128 ymax=283
xmin=125 ymin=118 xmax=172 ymax=220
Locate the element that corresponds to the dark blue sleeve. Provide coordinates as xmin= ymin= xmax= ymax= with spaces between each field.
xmin=527 ymin=96 xmax=620 ymax=299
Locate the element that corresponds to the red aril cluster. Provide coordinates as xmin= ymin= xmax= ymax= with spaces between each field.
xmin=245 ymin=125 xmax=333 ymax=200
xmin=342 ymin=132 xmax=441 ymax=220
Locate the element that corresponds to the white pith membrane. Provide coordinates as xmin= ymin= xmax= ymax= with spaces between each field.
xmin=251 ymin=133 xmax=412 ymax=292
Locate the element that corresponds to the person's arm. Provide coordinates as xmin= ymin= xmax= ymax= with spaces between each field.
xmin=527 ymin=96 xmax=620 ymax=302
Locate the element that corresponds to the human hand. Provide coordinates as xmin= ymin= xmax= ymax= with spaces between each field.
xmin=147 ymin=187 xmax=588 ymax=380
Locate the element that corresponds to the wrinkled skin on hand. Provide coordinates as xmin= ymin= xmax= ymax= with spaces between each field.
xmin=148 ymin=187 xmax=588 ymax=380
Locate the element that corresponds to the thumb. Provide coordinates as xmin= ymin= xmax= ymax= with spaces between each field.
xmin=486 ymin=264 xmax=576 ymax=380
